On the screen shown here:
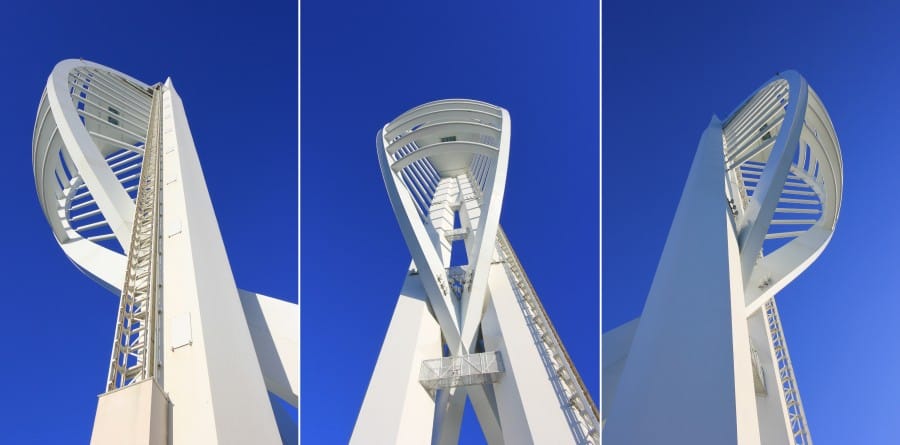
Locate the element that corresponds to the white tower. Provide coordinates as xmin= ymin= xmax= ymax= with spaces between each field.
xmin=33 ymin=59 xmax=298 ymax=444
xmin=602 ymin=71 xmax=842 ymax=444
xmin=351 ymin=99 xmax=599 ymax=444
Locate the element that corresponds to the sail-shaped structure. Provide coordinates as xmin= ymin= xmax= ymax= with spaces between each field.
xmin=603 ymin=71 xmax=842 ymax=444
xmin=352 ymin=99 xmax=599 ymax=444
xmin=33 ymin=59 xmax=297 ymax=444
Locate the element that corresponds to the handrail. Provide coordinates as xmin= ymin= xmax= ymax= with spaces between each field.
xmin=495 ymin=227 xmax=600 ymax=443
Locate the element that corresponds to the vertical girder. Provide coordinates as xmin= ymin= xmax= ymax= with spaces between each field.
xmin=765 ymin=299 xmax=811 ymax=444
xmin=106 ymin=84 xmax=164 ymax=391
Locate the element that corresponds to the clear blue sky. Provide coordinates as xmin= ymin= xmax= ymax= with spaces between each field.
xmin=0 ymin=1 xmax=296 ymax=442
xmin=301 ymin=0 xmax=598 ymax=443
xmin=604 ymin=0 xmax=900 ymax=442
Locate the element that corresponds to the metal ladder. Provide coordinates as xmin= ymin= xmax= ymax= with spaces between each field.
xmin=765 ymin=299 xmax=812 ymax=444
xmin=105 ymin=83 xmax=164 ymax=391
xmin=495 ymin=228 xmax=600 ymax=444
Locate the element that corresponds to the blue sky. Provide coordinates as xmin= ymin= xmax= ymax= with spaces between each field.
xmin=0 ymin=1 xmax=296 ymax=442
xmin=301 ymin=0 xmax=598 ymax=442
xmin=604 ymin=0 xmax=900 ymax=442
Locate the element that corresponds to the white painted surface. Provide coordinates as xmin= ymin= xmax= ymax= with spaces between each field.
xmin=604 ymin=117 xmax=749 ymax=444
xmin=90 ymin=380 xmax=168 ymax=445
xmin=351 ymin=275 xmax=441 ymax=445
xmin=601 ymin=317 xmax=638 ymax=420
xmin=158 ymin=80 xmax=280 ymax=444
xmin=358 ymin=99 xmax=595 ymax=443
xmin=604 ymin=71 xmax=843 ymax=444
xmin=481 ymin=262 xmax=577 ymax=444
xmin=33 ymin=60 xmax=297 ymax=443
xmin=238 ymin=289 xmax=299 ymax=406
xmin=169 ymin=313 xmax=192 ymax=350
xmin=44 ymin=60 xmax=144 ymax=248
xmin=748 ymin=309 xmax=792 ymax=443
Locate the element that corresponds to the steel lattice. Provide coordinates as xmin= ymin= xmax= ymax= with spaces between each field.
xmin=106 ymin=84 xmax=164 ymax=391
xmin=765 ymin=299 xmax=812 ymax=445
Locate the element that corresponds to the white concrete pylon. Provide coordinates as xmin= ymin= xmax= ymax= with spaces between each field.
xmin=352 ymin=99 xmax=599 ymax=444
xmin=33 ymin=59 xmax=297 ymax=444
xmin=602 ymin=71 xmax=843 ymax=444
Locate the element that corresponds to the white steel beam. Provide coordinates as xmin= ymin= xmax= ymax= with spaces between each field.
xmin=351 ymin=275 xmax=442 ymax=444
xmin=158 ymin=78 xmax=280 ymax=443
xmin=47 ymin=60 xmax=140 ymax=249
xmin=604 ymin=117 xmax=761 ymax=444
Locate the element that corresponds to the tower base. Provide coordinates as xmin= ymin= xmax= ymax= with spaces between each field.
xmin=90 ymin=380 xmax=169 ymax=445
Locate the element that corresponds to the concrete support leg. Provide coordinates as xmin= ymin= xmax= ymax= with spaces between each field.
xmin=351 ymin=275 xmax=442 ymax=444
